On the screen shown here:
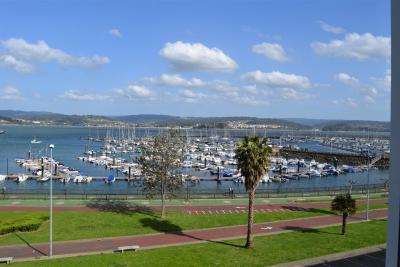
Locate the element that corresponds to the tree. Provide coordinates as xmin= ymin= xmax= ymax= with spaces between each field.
xmin=331 ymin=193 xmax=357 ymax=235
xmin=235 ymin=135 xmax=271 ymax=248
xmin=139 ymin=130 xmax=184 ymax=218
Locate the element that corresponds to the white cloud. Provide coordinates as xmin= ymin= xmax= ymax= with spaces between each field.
xmin=371 ymin=69 xmax=391 ymax=92
xmin=335 ymin=72 xmax=378 ymax=96
xmin=317 ymin=21 xmax=345 ymax=34
xmin=109 ymin=29 xmax=122 ymax=38
xmin=144 ymin=74 xmax=205 ymax=88
xmin=62 ymin=90 xmax=111 ymax=101
xmin=335 ymin=73 xmax=360 ymax=87
xmin=0 ymin=55 xmax=34 ymax=73
xmin=0 ymin=86 xmax=23 ymax=100
xmin=243 ymin=85 xmax=258 ymax=94
xmin=281 ymin=88 xmax=316 ymax=100
xmin=178 ymin=89 xmax=208 ymax=103
xmin=114 ymin=85 xmax=154 ymax=99
xmin=233 ymin=96 xmax=269 ymax=106
xmin=252 ymin=43 xmax=289 ymax=62
xmin=241 ymin=70 xmax=311 ymax=89
xmin=333 ymin=98 xmax=358 ymax=108
xmin=364 ymin=95 xmax=376 ymax=104
xmin=344 ymin=98 xmax=358 ymax=107
xmin=160 ymin=41 xmax=238 ymax=72
xmin=311 ymin=33 xmax=390 ymax=60
xmin=1 ymin=38 xmax=109 ymax=70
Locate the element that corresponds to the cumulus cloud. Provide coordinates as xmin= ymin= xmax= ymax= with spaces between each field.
xmin=1 ymin=38 xmax=109 ymax=71
xmin=281 ymin=88 xmax=316 ymax=100
xmin=317 ymin=21 xmax=345 ymax=34
xmin=114 ymin=85 xmax=154 ymax=99
xmin=109 ymin=29 xmax=122 ymax=38
xmin=178 ymin=89 xmax=208 ymax=103
xmin=242 ymin=85 xmax=258 ymax=94
xmin=252 ymin=43 xmax=289 ymax=62
xmin=232 ymin=95 xmax=269 ymax=106
xmin=62 ymin=90 xmax=111 ymax=101
xmin=332 ymin=98 xmax=358 ymax=108
xmin=311 ymin=33 xmax=390 ymax=60
xmin=335 ymin=72 xmax=378 ymax=97
xmin=144 ymin=74 xmax=205 ymax=88
xmin=335 ymin=73 xmax=360 ymax=87
xmin=371 ymin=69 xmax=391 ymax=92
xmin=0 ymin=86 xmax=23 ymax=100
xmin=0 ymin=55 xmax=34 ymax=73
xmin=241 ymin=70 xmax=311 ymax=89
xmin=160 ymin=41 xmax=238 ymax=72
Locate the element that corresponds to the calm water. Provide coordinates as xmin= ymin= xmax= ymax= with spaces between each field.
xmin=0 ymin=125 xmax=390 ymax=193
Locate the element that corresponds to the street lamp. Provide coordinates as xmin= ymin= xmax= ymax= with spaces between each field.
xmin=49 ymin=144 xmax=54 ymax=257
xmin=366 ymin=144 xmax=370 ymax=220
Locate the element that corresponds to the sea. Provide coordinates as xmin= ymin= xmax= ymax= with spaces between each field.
xmin=0 ymin=125 xmax=390 ymax=194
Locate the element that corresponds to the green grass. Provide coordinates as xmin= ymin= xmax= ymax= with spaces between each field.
xmin=10 ymin=219 xmax=387 ymax=267
xmin=0 ymin=208 xmax=331 ymax=246
xmin=0 ymin=194 xmax=387 ymax=206
xmin=0 ymin=212 xmax=49 ymax=235
xmin=0 ymin=201 xmax=387 ymax=247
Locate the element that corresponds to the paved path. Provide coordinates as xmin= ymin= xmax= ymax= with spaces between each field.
xmin=0 ymin=199 xmax=387 ymax=213
xmin=0 ymin=209 xmax=387 ymax=261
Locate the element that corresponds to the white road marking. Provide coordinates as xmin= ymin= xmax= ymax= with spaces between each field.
xmin=261 ymin=226 xmax=273 ymax=230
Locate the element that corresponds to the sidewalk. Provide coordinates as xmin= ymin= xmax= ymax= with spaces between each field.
xmin=0 ymin=209 xmax=387 ymax=261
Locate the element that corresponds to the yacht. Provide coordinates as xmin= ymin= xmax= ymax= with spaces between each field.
xmin=0 ymin=130 xmax=5 ymax=134
xmin=15 ymin=174 xmax=28 ymax=182
xmin=0 ymin=174 xmax=6 ymax=181
xmin=30 ymin=138 xmax=42 ymax=144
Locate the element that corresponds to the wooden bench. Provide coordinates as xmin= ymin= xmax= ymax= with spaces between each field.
xmin=115 ymin=245 xmax=140 ymax=253
xmin=0 ymin=257 xmax=13 ymax=264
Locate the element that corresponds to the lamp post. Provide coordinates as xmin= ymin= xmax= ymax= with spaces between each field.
xmin=49 ymin=144 xmax=54 ymax=257
xmin=366 ymin=144 xmax=370 ymax=220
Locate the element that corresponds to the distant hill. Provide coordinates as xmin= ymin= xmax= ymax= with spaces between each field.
xmin=0 ymin=110 xmax=390 ymax=131
xmin=0 ymin=110 xmax=115 ymax=126
xmin=115 ymin=115 xmax=308 ymax=129
xmin=315 ymin=120 xmax=390 ymax=132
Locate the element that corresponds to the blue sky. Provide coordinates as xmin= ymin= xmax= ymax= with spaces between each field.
xmin=0 ymin=0 xmax=390 ymax=120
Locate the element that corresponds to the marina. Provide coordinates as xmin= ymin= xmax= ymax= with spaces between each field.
xmin=0 ymin=125 xmax=390 ymax=195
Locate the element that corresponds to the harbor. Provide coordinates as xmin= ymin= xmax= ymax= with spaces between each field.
xmin=0 ymin=125 xmax=390 ymax=195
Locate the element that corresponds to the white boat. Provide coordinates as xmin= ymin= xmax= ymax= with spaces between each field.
xmin=60 ymin=176 xmax=71 ymax=183
xmin=73 ymin=175 xmax=84 ymax=183
xmin=16 ymin=174 xmax=28 ymax=182
xmin=0 ymin=174 xmax=7 ymax=181
xmin=37 ymin=176 xmax=50 ymax=182
xmin=261 ymin=173 xmax=270 ymax=183
xmin=83 ymin=176 xmax=92 ymax=183
xmin=30 ymin=138 xmax=42 ymax=144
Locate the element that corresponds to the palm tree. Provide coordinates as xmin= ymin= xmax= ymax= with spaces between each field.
xmin=331 ymin=193 xmax=357 ymax=235
xmin=235 ymin=135 xmax=271 ymax=248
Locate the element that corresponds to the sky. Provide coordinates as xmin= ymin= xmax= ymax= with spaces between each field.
xmin=0 ymin=0 xmax=391 ymax=120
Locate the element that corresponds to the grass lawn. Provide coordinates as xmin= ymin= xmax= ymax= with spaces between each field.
xmin=0 ymin=194 xmax=387 ymax=206
xmin=10 ymin=219 xmax=387 ymax=267
xmin=0 ymin=201 xmax=387 ymax=247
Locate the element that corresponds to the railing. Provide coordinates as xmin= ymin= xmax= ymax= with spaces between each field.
xmin=0 ymin=183 xmax=388 ymax=200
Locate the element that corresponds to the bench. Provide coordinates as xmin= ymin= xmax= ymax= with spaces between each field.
xmin=115 ymin=245 xmax=140 ymax=253
xmin=0 ymin=257 xmax=13 ymax=264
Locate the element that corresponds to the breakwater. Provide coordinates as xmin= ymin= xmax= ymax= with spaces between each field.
xmin=279 ymin=149 xmax=389 ymax=168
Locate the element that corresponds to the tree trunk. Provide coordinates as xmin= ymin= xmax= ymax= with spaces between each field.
xmin=245 ymin=189 xmax=255 ymax=249
xmin=161 ymin=191 xmax=166 ymax=219
xmin=341 ymin=212 xmax=348 ymax=235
